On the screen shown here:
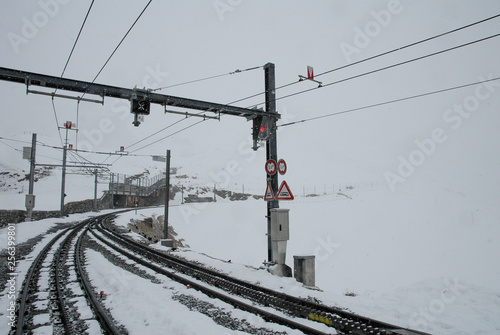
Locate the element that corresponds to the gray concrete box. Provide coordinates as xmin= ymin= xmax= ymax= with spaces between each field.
xmin=293 ymin=255 xmax=315 ymax=287
xmin=270 ymin=208 xmax=289 ymax=241
xmin=25 ymin=194 xmax=35 ymax=209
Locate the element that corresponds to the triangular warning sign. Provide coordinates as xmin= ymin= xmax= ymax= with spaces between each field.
xmin=264 ymin=182 xmax=274 ymax=201
xmin=276 ymin=181 xmax=294 ymax=200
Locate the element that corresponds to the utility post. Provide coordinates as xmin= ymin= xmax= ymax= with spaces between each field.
xmin=25 ymin=133 xmax=37 ymax=221
xmin=161 ymin=150 xmax=173 ymax=248
xmin=60 ymin=142 xmax=67 ymax=217
xmin=60 ymin=121 xmax=75 ymax=217
xmin=110 ymin=172 xmax=115 ymax=209
xmin=93 ymin=169 xmax=98 ymax=212
xmin=264 ymin=63 xmax=280 ymax=262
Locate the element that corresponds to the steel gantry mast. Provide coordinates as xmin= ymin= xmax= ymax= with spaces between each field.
xmin=0 ymin=64 xmax=281 ymax=261
xmin=0 ymin=66 xmax=280 ymax=120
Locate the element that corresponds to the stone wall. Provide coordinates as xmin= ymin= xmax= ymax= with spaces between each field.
xmin=0 ymin=185 xmax=180 ymax=228
xmin=0 ymin=199 xmax=96 ymax=228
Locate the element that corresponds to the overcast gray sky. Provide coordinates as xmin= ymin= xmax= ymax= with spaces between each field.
xmin=1 ymin=0 xmax=499 ymax=198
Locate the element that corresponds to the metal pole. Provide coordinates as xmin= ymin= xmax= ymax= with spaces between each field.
xmin=60 ymin=144 xmax=67 ymax=216
xmin=26 ymin=133 xmax=37 ymax=221
xmin=110 ymin=172 xmax=114 ymax=209
xmin=28 ymin=133 xmax=36 ymax=195
xmin=164 ymin=150 xmax=171 ymax=240
xmin=93 ymin=169 xmax=98 ymax=211
xmin=264 ymin=63 xmax=279 ymax=262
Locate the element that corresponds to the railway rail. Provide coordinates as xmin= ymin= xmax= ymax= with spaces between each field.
xmin=95 ymin=214 xmax=431 ymax=335
xmin=10 ymin=214 xmax=126 ymax=335
xmin=10 ymin=211 xmax=432 ymax=335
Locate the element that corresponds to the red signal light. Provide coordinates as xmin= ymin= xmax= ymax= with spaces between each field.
xmin=260 ymin=126 xmax=265 ymax=132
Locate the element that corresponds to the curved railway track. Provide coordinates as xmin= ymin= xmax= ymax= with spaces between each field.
xmin=94 ymin=214 xmax=431 ymax=335
xmin=12 ymin=222 xmax=85 ymax=335
xmin=10 ymin=214 xmax=126 ymax=335
xmin=10 ymin=211 xmax=432 ymax=335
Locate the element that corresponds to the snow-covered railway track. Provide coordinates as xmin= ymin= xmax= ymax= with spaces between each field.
xmin=74 ymin=224 xmax=123 ymax=334
xmin=95 ymin=216 xmax=431 ymax=335
xmin=90 ymin=219 xmax=328 ymax=335
xmin=10 ymin=213 xmax=129 ymax=335
xmin=11 ymin=219 xmax=88 ymax=335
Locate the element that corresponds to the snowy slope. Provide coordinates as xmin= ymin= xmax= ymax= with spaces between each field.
xmin=2 ymin=188 xmax=498 ymax=334
xmin=117 ymin=189 xmax=500 ymax=335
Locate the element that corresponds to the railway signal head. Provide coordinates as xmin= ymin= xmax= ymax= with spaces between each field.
xmin=252 ymin=115 xmax=274 ymax=150
xmin=130 ymin=89 xmax=150 ymax=126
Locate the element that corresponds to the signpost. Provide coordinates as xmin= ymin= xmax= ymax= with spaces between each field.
xmin=277 ymin=159 xmax=287 ymax=175
xmin=264 ymin=158 xmax=293 ymax=201
xmin=265 ymin=159 xmax=277 ymax=176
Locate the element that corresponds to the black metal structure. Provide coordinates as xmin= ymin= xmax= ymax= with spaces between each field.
xmin=0 ymin=64 xmax=281 ymax=261
xmin=0 ymin=66 xmax=280 ymax=119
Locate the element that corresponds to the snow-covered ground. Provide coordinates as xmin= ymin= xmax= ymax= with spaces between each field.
xmin=119 ymin=188 xmax=499 ymax=335
xmin=2 ymin=184 xmax=498 ymax=334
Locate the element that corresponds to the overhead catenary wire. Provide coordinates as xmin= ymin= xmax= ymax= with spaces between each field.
xmin=0 ymin=136 xmax=150 ymax=158
xmin=51 ymin=98 xmax=64 ymax=146
xmin=108 ymin=32 xmax=500 ymax=161
xmin=278 ymin=76 xmax=500 ymax=127
xmin=130 ymin=119 xmax=207 ymax=154
xmin=271 ymin=32 xmax=500 ymax=105
xmin=0 ymin=140 xmax=62 ymax=161
xmin=106 ymin=118 xmax=207 ymax=165
xmin=60 ymin=0 xmax=95 ymax=78
xmin=227 ymin=13 xmax=500 ymax=107
xmin=151 ymin=65 xmax=263 ymax=92
xmin=33 ymin=13 xmax=499 ymax=167
xmin=125 ymin=114 xmax=197 ymax=150
xmin=91 ymin=0 xmax=153 ymax=83
xmin=313 ymin=13 xmax=500 ymax=79
xmin=100 ymin=65 xmax=262 ymax=159
xmin=0 ymin=140 xmax=23 ymax=152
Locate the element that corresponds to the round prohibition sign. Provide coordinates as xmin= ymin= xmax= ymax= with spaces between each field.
xmin=277 ymin=159 xmax=287 ymax=175
xmin=265 ymin=159 xmax=277 ymax=175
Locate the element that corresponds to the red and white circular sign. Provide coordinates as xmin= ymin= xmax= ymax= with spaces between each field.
xmin=265 ymin=159 xmax=277 ymax=175
xmin=278 ymin=159 xmax=287 ymax=175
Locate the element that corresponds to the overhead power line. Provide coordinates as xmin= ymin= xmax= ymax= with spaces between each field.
xmin=313 ymin=13 xmax=500 ymax=79
xmin=273 ymin=32 xmax=500 ymax=104
xmin=92 ymin=0 xmax=153 ymax=83
xmin=118 ymin=29 xmax=500 ymax=158
xmin=279 ymin=76 xmax=500 ymax=127
xmin=0 ymin=140 xmax=23 ymax=152
xmin=51 ymin=98 xmax=64 ymax=146
xmin=228 ymin=13 xmax=500 ymax=107
xmin=125 ymin=116 xmax=193 ymax=149
xmin=130 ymin=119 xmax=207 ymax=153
xmin=61 ymin=0 xmax=95 ymax=77
xmin=106 ymin=119 xmax=207 ymax=165
xmin=152 ymin=65 xmax=262 ymax=92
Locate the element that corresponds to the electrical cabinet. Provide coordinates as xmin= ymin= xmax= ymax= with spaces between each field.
xmin=25 ymin=194 xmax=35 ymax=209
xmin=270 ymin=208 xmax=289 ymax=241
